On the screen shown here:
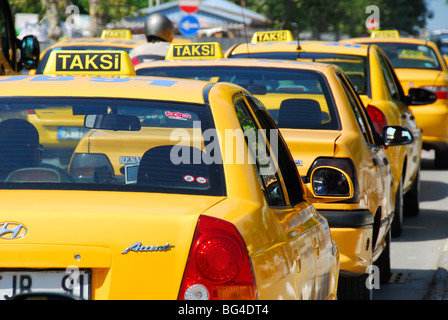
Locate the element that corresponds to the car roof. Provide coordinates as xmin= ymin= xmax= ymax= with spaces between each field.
xmin=0 ymin=75 xmax=217 ymax=104
xmin=342 ymin=36 xmax=434 ymax=46
xmin=45 ymin=37 xmax=146 ymax=49
xmin=228 ymin=40 xmax=370 ymax=57
xmin=136 ymin=57 xmax=342 ymax=74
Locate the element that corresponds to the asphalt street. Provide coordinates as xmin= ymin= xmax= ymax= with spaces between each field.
xmin=374 ymin=150 xmax=448 ymax=300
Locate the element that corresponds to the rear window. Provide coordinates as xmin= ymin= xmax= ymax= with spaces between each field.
xmin=373 ymin=42 xmax=442 ymax=70
xmin=137 ymin=66 xmax=340 ymax=130
xmin=0 ymin=97 xmax=225 ymax=196
xmin=227 ymin=51 xmax=368 ymax=95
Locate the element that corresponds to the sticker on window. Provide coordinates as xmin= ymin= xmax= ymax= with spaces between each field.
xmin=165 ymin=111 xmax=191 ymax=120
xmin=196 ymin=177 xmax=208 ymax=184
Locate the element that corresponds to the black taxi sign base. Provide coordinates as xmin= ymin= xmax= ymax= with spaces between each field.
xmin=165 ymin=42 xmax=224 ymax=60
xmin=101 ymin=29 xmax=132 ymax=39
xmin=250 ymin=30 xmax=295 ymax=43
xmin=43 ymin=50 xmax=136 ymax=76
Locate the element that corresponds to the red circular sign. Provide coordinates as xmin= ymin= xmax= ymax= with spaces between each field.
xmin=178 ymin=0 xmax=200 ymax=14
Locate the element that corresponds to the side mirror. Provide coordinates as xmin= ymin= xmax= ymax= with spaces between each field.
xmin=443 ymin=55 xmax=448 ymax=68
xmin=407 ymin=87 xmax=437 ymax=105
xmin=305 ymin=166 xmax=354 ymax=203
xmin=20 ymin=35 xmax=40 ymax=70
xmin=382 ymin=125 xmax=413 ymax=146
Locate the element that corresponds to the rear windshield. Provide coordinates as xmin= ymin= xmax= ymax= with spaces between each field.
xmin=137 ymin=66 xmax=340 ymax=130
xmin=372 ymin=42 xmax=442 ymax=70
xmin=227 ymin=52 xmax=368 ymax=95
xmin=0 ymin=97 xmax=225 ymax=196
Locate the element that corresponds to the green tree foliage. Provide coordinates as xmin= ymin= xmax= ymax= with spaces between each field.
xmin=375 ymin=0 xmax=428 ymax=35
xmin=11 ymin=0 xmax=148 ymax=24
xmin=233 ymin=0 xmax=429 ymax=38
xmin=12 ymin=0 xmax=429 ymax=38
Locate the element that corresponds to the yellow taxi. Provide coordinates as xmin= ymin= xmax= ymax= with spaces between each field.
xmin=0 ymin=51 xmax=341 ymax=300
xmin=32 ymin=30 xmax=145 ymax=75
xmin=0 ymin=0 xmax=40 ymax=75
xmin=135 ymin=42 xmax=416 ymax=299
xmin=226 ymin=31 xmax=435 ymax=232
xmin=342 ymin=31 xmax=448 ymax=168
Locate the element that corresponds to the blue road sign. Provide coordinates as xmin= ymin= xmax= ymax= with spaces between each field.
xmin=178 ymin=15 xmax=200 ymax=37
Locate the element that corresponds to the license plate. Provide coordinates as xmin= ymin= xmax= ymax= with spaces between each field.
xmin=57 ymin=127 xmax=90 ymax=140
xmin=0 ymin=270 xmax=90 ymax=300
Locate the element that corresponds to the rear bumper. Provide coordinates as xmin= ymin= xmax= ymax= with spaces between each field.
xmin=318 ymin=210 xmax=373 ymax=275
xmin=318 ymin=209 xmax=373 ymax=228
xmin=410 ymin=102 xmax=448 ymax=148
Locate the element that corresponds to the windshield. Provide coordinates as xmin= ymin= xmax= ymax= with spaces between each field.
xmin=227 ymin=52 xmax=368 ymax=95
xmin=137 ymin=66 xmax=340 ymax=130
xmin=373 ymin=43 xmax=442 ymax=70
xmin=35 ymin=46 xmax=137 ymax=74
xmin=432 ymin=34 xmax=448 ymax=55
xmin=0 ymin=97 xmax=225 ymax=196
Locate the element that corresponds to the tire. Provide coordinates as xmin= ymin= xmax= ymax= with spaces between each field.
xmin=434 ymin=147 xmax=448 ymax=169
xmin=374 ymin=229 xmax=391 ymax=283
xmin=404 ymin=167 xmax=420 ymax=217
xmin=337 ymin=274 xmax=372 ymax=300
xmin=391 ymin=179 xmax=403 ymax=237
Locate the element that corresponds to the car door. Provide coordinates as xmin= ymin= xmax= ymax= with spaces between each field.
xmin=337 ymin=71 xmax=393 ymax=248
xmin=0 ymin=0 xmax=18 ymax=75
xmin=232 ymin=94 xmax=318 ymax=299
xmin=237 ymin=94 xmax=338 ymax=300
xmin=377 ymin=51 xmax=422 ymax=192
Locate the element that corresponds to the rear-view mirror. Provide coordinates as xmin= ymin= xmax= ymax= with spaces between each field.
xmin=85 ymin=114 xmax=141 ymax=131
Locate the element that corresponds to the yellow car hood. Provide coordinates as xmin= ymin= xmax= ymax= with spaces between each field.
xmin=395 ymin=69 xmax=448 ymax=94
xmin=280 ymin=129 xmax=341 ymax=175
xmin=0 ymin=190 xmax=226 ymax=299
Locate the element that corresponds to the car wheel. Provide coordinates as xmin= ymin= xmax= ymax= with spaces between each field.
xmin=404 ymin=166 xmax=420 ymax=217
xmin=337 ymin=273 xmax=372 ymax=300
xmin=391 ymin=179 xmax=403 ymax=237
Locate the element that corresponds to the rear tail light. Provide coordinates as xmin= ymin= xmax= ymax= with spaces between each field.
xmin=366 ymin=104 xmax=387 ymax=133
xmin=419 ymin=85 xmax=448 ymax=99
xmin=312 ymin=167 xmax=351 ymax=197
xmin=308 ymin=157 xmax=359 ymax=202
xmin=178 ymin=215 xmax=257 ymax=300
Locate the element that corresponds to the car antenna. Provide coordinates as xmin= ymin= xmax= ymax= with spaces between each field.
xmin=297 ymin=30 xmax=301 ymax=59
xmin=297 ymin=30 xmax=301 ymax=50
xmin=240 ymin=0 xmax=251 ymax=58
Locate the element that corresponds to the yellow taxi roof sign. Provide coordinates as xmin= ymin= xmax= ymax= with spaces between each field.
xmin=43 ymin=50 xmax=136 ymax=76
xmin=101 ymin=29 xmax=132 ymax=39
xmin=165 ymin=42 xmax=224 ymax=60
xmin=370 ymin=30 xmax=400 ymax=38
xmin=250 ymin=30 xmax=294 ymax=43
